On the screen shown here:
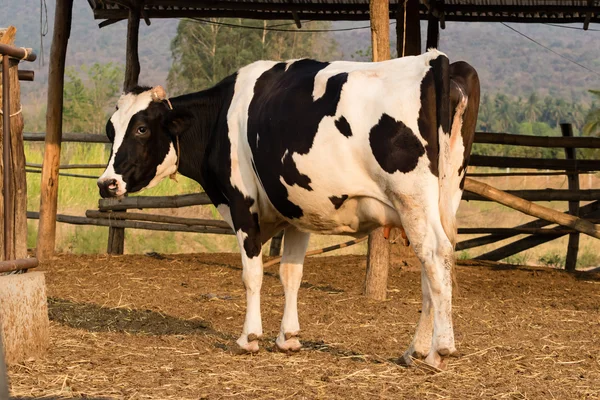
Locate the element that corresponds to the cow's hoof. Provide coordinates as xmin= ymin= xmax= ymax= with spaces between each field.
xmin=398 ymin=349 xmax=426 ymax=367
xmin=424 ymin=348 xmax=458 ymax=370
xmin=236 ymin=333 xmax=261 ymax=353
xmin=276 ymin=332 xmax=302 ymax=352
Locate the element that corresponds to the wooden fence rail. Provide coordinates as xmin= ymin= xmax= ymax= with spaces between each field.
xmin=98 ymin=193 xmax=212 ymax=211
xmin=469 ymin=155 xmax=600 ymax=171
xmin=463 ymin=189 xmax=600 ymax=202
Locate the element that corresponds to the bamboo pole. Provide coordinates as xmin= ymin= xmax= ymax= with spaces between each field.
xmin=27 ymin=212 xmax=234 ymax=235
xmin=474 ymin=208 xmax=600 ymax=261
xmin=469 ymin=155 xmax=600 ymax=171
xmin=365 ymin=0 xmax=392 ymax=301
xmin=561 ymin=124 xmax=580 ymax=271
xmin=463 ymin=178 xmax=600 ymax=239
xmin=99 ymin=192 xmax=212 ymax=211
xmin=474 ymin=132 xmax=600 ymax=148
xmin=462 ymin=189 xmax=600 ymax=202
xmin=36 ymin=2 xmax=74 ymax=260
xmin=85 ymin=210 xmax=231 ymax=229
xmin=458 ymin=227 xmax=578 ymax=235
xmin=456 ymin=201 xmax=600 ymax=252
xmin=264 ymin=236 xmax=367 ymax=268
xmin=24 ymin=132 xmax=110 ymax=143
xmin=396 ymin=0 xmax=421 ymax=57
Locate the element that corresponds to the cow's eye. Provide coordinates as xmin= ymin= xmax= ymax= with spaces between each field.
xmin=136 ymin=126 xmax=148 ymax=135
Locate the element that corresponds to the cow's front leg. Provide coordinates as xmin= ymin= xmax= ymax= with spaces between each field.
xmin=229 ymin=198 xmax=264 ymax=353
xmin=276 ymin=226 xmax=310 ymax=352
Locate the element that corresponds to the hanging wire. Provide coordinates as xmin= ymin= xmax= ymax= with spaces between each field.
xmin=501 ymin=22 xmax=600 ymax=77
xmin=542 ymin=23 xmax=600 ymax=32
xmin=186 ymin=17 xmax=397 ymax=32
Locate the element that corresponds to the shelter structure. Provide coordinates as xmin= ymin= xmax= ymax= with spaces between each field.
xmin=36 ymin=1 xmax=600 ymax=300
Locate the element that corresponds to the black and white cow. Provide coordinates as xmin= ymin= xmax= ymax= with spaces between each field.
xmin=98 ymin=50 xmax=479 ymax=369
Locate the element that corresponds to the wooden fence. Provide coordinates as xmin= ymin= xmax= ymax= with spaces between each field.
xmin=23 ymin=126 xmax=600 ymax=268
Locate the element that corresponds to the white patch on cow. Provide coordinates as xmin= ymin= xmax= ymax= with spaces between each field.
xmin=98 ymin=90 xmax=155 ymax=195
xmin=139 ymin=143 xmax=178 ymax=191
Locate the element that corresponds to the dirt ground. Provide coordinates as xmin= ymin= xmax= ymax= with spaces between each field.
xmin=7 ymin=253 xmax=600 ymax=399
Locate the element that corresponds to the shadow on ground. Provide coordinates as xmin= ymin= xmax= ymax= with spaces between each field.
xmin=47 ymin=297 xmax=210 ymax=336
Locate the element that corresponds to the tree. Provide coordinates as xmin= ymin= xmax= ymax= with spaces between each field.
xmin=63 ymin=63 xmax=123 ymax=134
xmin=583 ymin=90 xmax=600 ymax=137
xmin=167 ymin=18 xmax=339 ymax=94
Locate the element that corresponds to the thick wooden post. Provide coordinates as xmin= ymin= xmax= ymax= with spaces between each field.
xmin=124 ymin=7 xmax=141 ymax=91
xmin=0 ymin=28 xmax=28 ymax=261
xmin=364 ymin=0 xmax=392 ymax=301
xmin=561 ymin=123 xmax=580 ymax=271
xmin=107 ymin=7 xmax=142 ymax=255
xmin=36 ymin=3 xmax=74 ymax=261
xmin=426 ymin=13 xmax=439 ymax=50
xmin=396 ymin=0 xmax=421 ymax=57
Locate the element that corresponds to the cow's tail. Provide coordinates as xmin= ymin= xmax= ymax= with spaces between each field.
xmin=431 ymin=53 xmax=464 ymax=249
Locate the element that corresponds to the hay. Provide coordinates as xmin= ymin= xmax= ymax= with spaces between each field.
xmin=7 ymin=253 xmax=600 ymax=399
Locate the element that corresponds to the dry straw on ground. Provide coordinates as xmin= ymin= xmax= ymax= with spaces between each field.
xmin=7 ymin=253 xmax=600 ymax=399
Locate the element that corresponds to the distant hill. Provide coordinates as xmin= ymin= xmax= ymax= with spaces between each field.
xmin=2 ymin=1 xmax=599 ymax=106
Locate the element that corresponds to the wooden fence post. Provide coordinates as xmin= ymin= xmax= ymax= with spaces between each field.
xmin=364 ymin=0 xmax=392 ymax=301
xmin=36 ymin=2 xmax=74 ymax=261
xmin=561 ymin=123 xmax=580 ymax=271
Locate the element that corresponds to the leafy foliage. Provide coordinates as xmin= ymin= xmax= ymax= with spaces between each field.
xmin=583 ymin=90 xmax=600 ymax=137
xmin=167 ymin=18 xmax=339 ymax=94
xmin=63 ymin=63 xmax=123 ymax=134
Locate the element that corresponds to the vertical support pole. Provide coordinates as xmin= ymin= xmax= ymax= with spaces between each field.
xmin=269 ymin=230 xmax=284 ymax=257
xmin=365 ymin=0 xmax=392 ymax=301
xmin=124 ymin=7 xmax=141 ymax=91
xmin=561 ymin=123 xmax=579 ymax=271
xmin=107 ymin=6 xmax=141 ymax=255
xmin=426 ymin=13 xmax=439 ymax=50
xmin=37 ymin=3 xmax=74 ymax=261
xmin=2 ymin=54 xmax=12 ymax=261
xmin=396 ymin=0 xmax=421 ymax=57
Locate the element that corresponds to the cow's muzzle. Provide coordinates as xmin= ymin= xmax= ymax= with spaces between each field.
xmin=98 ymin=178 xmax=119 ymax=198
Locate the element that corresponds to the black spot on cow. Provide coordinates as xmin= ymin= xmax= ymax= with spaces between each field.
xmin=247 ymin=60 xmax=348 ymax=219
xmin=335 ymin=116 xmax=353 ymax=137
xmin=418 ymin=68 xmax=438 ymax=176
xmin=282 ymin=152 xmax=312 ymax=191
xmin=329 ymin=195 xmax=348 ymax=210
xmin=369 ymin=114 xmax=425 ymax=174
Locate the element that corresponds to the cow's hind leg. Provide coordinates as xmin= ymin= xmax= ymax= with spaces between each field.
xmin=276 ymin=226 xmax=310 ymax=352
xmin=401 ymin=213 xmax=457 ymax=369
xmin=400 ymin=268 xmax=433 ymax=365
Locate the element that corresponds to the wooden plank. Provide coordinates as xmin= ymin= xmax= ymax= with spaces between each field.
xmin=456 ymin=201 xmax=600 ymax=251
xmin=124 ymin=7 xmax=141 ymax=91
xmin=370 ymin=0 xmax=390 ymax=61
xmin=464 ymin=178 xmax=600 ymax=239
xmin=85 ymin=210 xmax=231 ymax=229
xmin=467 ymin=171 xmax=595 ymax=177
xmin=36 ymin=1 xmax=74 ymax=261
xmin=561 ymin=124 xmax=580 ymax=271
xmin=27 ymin=163 xmax=105 ymax=169
xmin=27 ymin=211 xmax=234 ymax=235
xmin=474 ymin=132 xmax=600 ymax=148
xmin=469 ymin=155 xmax=600 ymax=171
xmin=23 ymin=132 xmax=110 ymax=143
xmin=99 ymin=192 xmax=212 ymax=211
xmin=462 ymin=189 xmax=600 ymax=202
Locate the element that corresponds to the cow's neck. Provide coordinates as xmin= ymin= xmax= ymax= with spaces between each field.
xmin=170 ymin=74 xmax=236 ymax=185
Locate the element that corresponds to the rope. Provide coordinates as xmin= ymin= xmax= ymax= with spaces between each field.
xmin=0 ymin=105 xmax=22 ymax=117
xmin=19 ymin=47 xmax=29 ymax=61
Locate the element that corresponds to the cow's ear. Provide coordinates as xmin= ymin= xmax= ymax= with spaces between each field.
xmin=164 ymin=109 xmax=192 ymax=136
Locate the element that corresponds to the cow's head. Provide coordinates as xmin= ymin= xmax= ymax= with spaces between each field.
xmin=97 ymin=86 xmax=190 ymax=198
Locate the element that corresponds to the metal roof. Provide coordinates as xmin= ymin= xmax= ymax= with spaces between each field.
xmin=88 ymin=0 xmax=600 ymax=24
